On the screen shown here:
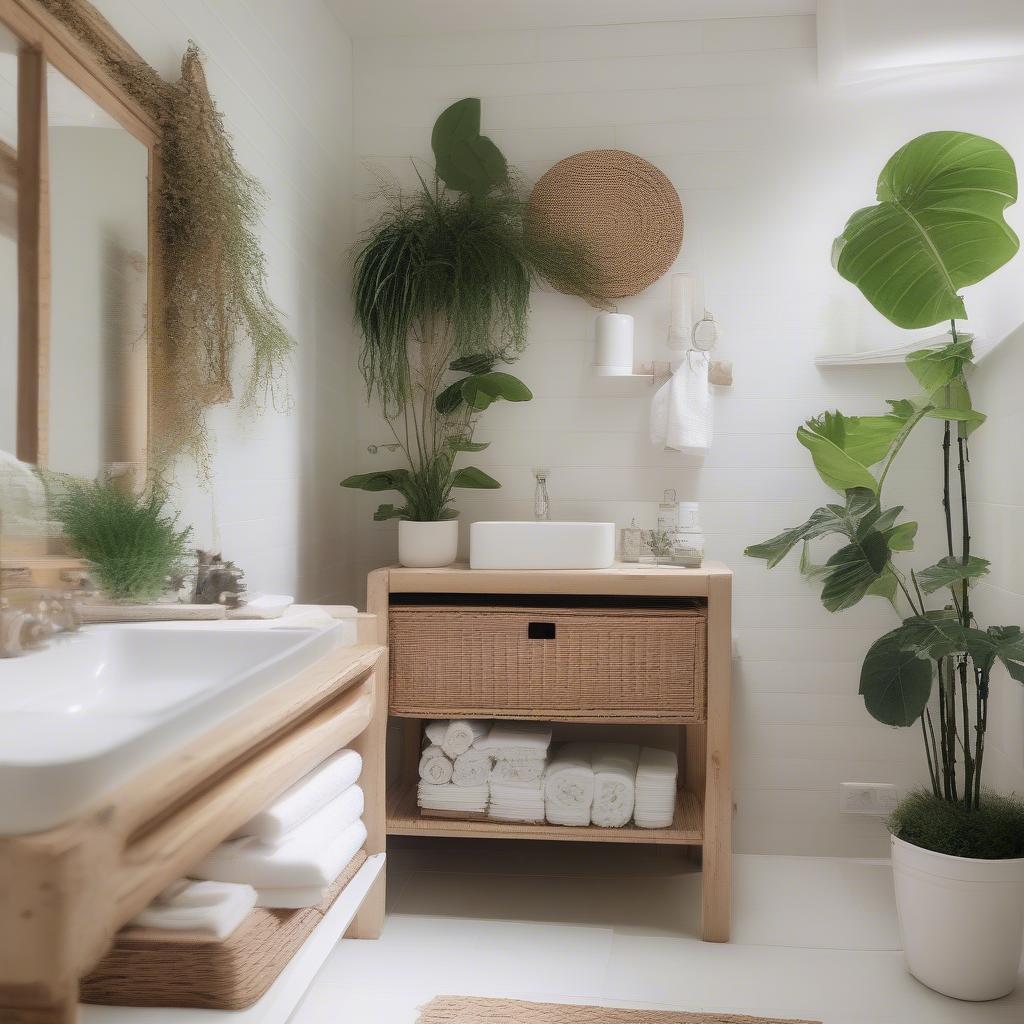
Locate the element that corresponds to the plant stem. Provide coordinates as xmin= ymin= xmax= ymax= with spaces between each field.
xmin=921 ymin=712 xmax=940 ymax=798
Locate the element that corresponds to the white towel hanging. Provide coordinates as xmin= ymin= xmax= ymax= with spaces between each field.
xmin=650 ymin=350 xmax=713 ymax=453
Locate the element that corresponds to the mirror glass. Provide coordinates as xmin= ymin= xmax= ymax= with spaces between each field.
xmin=47 ymin=63 xmax=149 ymax=481
xmin=0 ymin=24 xmax=17 ymax=458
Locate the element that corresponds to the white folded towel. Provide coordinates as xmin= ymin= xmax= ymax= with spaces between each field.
xmin=544 ymin=744 xmax=595 ymax=826
xmin=233 ymin=748 xmax=362 ymax=842
xmin=650 ymin=350 xmax=712 ymax=453
xmin=253 ymin=820 xmax=366 ymax=908
xmin=452 ymin=748 xmax=492 ymax=787
xmin=634 ymin=747 xmax=678 ymax=829
xmin=489 ymin=758 xmax=546 ymax=786
xmin=475 ymin=721 xmax=552 ymax=759
xmin=590 ymin=742 xmax=640 ymax=828
xmin=418 ymin=744 xmax=454 ymax=785
xmin=488 ymin=779 xmax=545 ymax=823
xmin=193 ymin=786 xmax=364 ymax=888
xmin=129 ymin=879 xmax=257 ymax=940
xmin=418 ymin=781 xmax=489 ymax=813
xmin=425 ymin=719 xmax=489 ymax=759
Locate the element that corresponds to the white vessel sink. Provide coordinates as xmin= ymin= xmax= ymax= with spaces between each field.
xmin=469 ymin=521 xmax=616 ymax=570
xmin=0 ymin=622 xmax=344 ymax=835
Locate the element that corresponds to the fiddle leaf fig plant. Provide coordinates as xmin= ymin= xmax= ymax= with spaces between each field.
xmin=747 ymin=131 xmax=1023 ymax=837
xmin=345 ymin=97 xmax=600 ymax=524
xmin=832 ymin=131 xmax=1019 ymax=328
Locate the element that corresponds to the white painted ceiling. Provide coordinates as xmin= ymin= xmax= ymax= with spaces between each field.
xmin=329 ymin=0 xmax=816 ymax=37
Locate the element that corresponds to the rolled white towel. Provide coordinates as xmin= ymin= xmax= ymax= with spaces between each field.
xmin=192 ymin=786 xmax=364 ymax=888
xmin=475 ymin=721 xmax=552 ymax=758
xmin=544 ymin=743 xmax=594 ymax=826
xmin=489 ymin=758 xmax=546 ymax=787
xmin=418 ymin=744 xmax=454 ymax=785
xmin=634 ymin=747 xmax=678 ymax=829
xmin=253 ymin=820 xmax=367 ymax=908
xmin=129 ymin=880 xmax=257 ymax=940
xmin=418 ymin=782 xmax=488 ymax=814
xmin=232 ymin=748 xmax=362 ymax=842
xmin=590 ymin=742 xmax=640 ymax=828
xmin=452 ymin=748 xmax=492 ymax=787
xmin=425 ymin=719 xmax=489 ymax=759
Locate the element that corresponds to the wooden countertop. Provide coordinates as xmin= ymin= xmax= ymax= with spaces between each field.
xmin=384 ymin=561 xmax=731 ymax=598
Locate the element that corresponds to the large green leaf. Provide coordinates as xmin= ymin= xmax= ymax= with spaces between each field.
xmin=978 ymin=626 xmax=1024 ymax=683
xmin=883 ymin=521 xmax=918 ymax=551
xmin=450 ymin=466 xmax=501 ymax=489
xmin=450 ymin=354 xmax=495 ymax=374
xmin=916 ymin=555 xmax=990 ymax=594
xmin=927 ymin=379 xmax=986 ymax=437
xmin=820 ymin=529 xmax=890 ymax=612
xmin=461 ymin=371 xmax=533 ymax=411
xmin=447 ymin=438 xmax=491 ymax=453
xmin=907 ymin=340 xmax=975 ymax=392
xmin=373 ymin=503 xmax=409 ymax=521
xmin=341 ymin=469 xmax=411 ymax=494
xmin=745 ymin=488 xmax=896 ymax=569
xmin=797 ymin=413 xmax=882 ymax=493
xmin=431 ymin=97 xmax=508 ymax=197
xmin=832 ymin=131 xmax=1019 ymax=329
xmin=859 ymin=628 xmax=934 ymax=727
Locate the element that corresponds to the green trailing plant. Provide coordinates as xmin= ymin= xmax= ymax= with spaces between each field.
xmin=746 ymin=131 xmax=1022 ymax=837
xmin=53 ymin=479 xmax=191 ymax=602
xmin=37 ymin=2 xmax=294 ymax=474
xmin=344 ymin=98 xmax=602 ymax=521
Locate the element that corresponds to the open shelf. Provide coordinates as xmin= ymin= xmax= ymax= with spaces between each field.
xmin=81 ymin=853 xmax=385 ymax=1024
xmin=386 ymin=782 xmax=702 ymax=846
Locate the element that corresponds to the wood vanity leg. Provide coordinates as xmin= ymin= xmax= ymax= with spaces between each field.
xmin=0 ymin=985 xmax=78 ymax=1024
xmin=701 ymin=570 xmax=732 ymax=942
xmin=347 ymin=571 xmax=391 ymax=940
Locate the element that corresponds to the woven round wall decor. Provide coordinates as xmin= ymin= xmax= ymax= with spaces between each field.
xmin=528 ymin=149 xmax=683 ymax=302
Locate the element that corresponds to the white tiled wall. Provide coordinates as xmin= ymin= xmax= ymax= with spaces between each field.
xmin=352 ymin=15 xmax=1024 ymax=855
xmin=91 ymin=0 xmax=360 ymax=603
xmin=968 ymin=331 xmax=1024 ymax=800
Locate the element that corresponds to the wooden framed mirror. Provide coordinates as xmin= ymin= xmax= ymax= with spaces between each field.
xmin=0 ymin=0 xmax=159 ymax=577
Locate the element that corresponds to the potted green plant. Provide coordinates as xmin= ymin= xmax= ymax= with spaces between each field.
xmin=343 ymin=98 xmax=600 ymax=567
xmin=746 ymin=131 xmax=1024 ymax=1001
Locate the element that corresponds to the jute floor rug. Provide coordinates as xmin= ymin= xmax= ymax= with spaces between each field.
xmin=417 ymin=997 xmax=821 ymax=1024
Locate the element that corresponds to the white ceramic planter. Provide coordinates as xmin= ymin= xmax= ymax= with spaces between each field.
xmin=398 ymin=519 xmax=459 ymax=568
xmin=891 ymin=834 xmax=1024 ymax=1001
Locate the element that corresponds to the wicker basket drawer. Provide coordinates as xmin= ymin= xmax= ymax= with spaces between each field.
xmin=389 ymin=605 xmax=707 ymax=721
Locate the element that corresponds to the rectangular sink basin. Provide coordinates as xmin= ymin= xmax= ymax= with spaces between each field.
xmin=469 ymin=521 xmax=616 ymax=570
xmin=0 ymin=622 xmax=344 ymax=835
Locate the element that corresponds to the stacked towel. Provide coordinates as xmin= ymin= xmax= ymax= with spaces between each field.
xmin=232 ymin=749 xmax=362 ymax=842
xmin=452 ymin=748 xmax=492 ymax=787
xmin=590 ymin=742 xmax=640 ymax=828
xmin=544 ymin=743 xmax=595 ymax=826
xmin=418 ymin=744 xmax=454 ymax=785
xmin=128 ymin=880 xmax=257 ymax=940
xmin=195 ymin=749 xmax=366 ymax=908
xmin=417 ymin=782 xmax=489 ymax=815
xmin=488 ymin=781 xmax=544 ymax=823
xmin=634 ymin=747 xmax=678 ymax=828
xmin=425 ymin=719 xmax=488 ymax=759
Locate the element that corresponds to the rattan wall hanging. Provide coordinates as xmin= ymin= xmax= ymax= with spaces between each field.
xmin=527 ymin=149 xmax=683 ymax=302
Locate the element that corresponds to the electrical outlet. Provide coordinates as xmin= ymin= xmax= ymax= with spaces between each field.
xmin=840 ymin=782 xmax=899 ymax=815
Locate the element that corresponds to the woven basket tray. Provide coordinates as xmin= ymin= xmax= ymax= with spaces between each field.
xmin=390 ymin=605 xmax=707 ymax=721
xmin=80 ymin=850 xmax=367 ymax=1011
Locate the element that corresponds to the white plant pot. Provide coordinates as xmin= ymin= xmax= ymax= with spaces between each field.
xmin=398 ymin=519 xmax=459 ymax=568
xmin=891 ymin=834 xmax=1024 ymax=1001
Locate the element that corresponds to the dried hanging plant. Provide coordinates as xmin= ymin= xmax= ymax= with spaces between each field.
xmin=36 ymin=1 xmax=294 ymax=474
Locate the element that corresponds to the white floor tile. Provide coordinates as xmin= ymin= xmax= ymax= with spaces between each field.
xmin=293 ymin=844 xmax=1024 ymax=1024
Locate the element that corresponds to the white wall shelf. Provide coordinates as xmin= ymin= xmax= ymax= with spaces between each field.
xmin=80 ymin=853 xmax=385 ymax=1024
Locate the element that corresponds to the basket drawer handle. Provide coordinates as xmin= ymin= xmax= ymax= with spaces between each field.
xmin=527 ymin=621 xmax=556 ymax=640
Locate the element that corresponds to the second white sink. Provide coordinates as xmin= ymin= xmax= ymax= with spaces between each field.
xmin=469 ymin=521 xmax=615 ymax=570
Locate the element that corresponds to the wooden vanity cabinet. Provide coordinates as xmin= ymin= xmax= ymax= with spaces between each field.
xmin=369 ymin=562 xmax=733 ymax=942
